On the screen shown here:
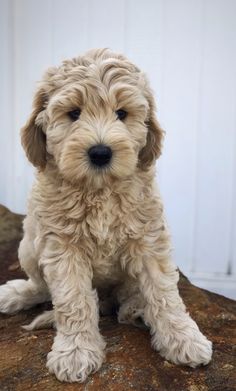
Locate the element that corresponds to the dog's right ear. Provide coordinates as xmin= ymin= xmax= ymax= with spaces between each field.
xmin=21 ymin=87 xmax=48 ymax=170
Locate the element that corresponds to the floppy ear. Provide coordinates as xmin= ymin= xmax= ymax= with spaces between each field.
xmin=21 ymin=88 xmax=48 ymax=169
xmin=138 ymin=95 xmax=164 ymax=170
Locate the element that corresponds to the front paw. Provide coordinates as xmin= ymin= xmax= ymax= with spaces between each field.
xmin=46 ymin=331 xmax=106 ymax=382
xmin=152 ymin=317 xmax=212 ymax=367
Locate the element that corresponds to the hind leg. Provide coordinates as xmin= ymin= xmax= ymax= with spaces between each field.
xmin=116 ymin=277 xmax=146 ymax=327
xmin=0 ymin=217 xmax=49 ymax=314
xmin=0 ymin=278 xmax=49 ymax=314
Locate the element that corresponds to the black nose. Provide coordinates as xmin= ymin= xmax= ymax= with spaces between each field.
xmin=88 ymin=144 xmax=112 ymax=167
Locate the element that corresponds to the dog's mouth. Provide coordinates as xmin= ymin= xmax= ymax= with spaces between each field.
xmin=58 ymin=135 xmax=138 ymax=188
xmin=85 ymin=141 xmax=138 ymax=184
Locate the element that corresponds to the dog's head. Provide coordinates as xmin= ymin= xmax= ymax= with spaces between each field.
xmin=21 ymin=49 xmax=164 ymax=187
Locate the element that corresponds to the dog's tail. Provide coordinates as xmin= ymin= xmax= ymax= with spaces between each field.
xmin=22 ymin=310 xmax=54 ymax=331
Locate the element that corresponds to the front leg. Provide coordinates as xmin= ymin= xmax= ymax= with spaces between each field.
xmin=40 ymin=237 xmax=105 ymax=383
xmin=122 ymin=233 xmax=212 ymax=368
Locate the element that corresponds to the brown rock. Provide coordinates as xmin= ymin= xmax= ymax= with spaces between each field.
xmin=0 ymin=205 xmax=235 ymax=391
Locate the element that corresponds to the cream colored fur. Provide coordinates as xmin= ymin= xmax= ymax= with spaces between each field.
xmin=0 ymin=49 xmax=212 ymax=382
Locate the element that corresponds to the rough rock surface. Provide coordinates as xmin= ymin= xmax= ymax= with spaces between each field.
xmin=0 ymin=205 xmax=235 ymax=391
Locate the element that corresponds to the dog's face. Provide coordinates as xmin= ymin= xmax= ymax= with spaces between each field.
xmin=21 ymin=49 xmax=163 ymax=187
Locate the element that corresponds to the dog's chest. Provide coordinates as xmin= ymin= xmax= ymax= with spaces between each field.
xmin=35 ymin=181 xmax=151 ymax=265
xmin=83 ymin=195 xmax=125 ymax=249
xmin=77 ymin=191 xmax=143 ymax=260
xmin=78 ymin=192 xmax=144 ymax=280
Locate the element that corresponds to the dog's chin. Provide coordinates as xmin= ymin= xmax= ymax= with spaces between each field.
xmin=59 ymin=158 xmax=138 ymax=190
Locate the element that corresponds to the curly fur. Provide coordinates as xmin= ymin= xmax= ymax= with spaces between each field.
xmin=0 ymin=49 xmax=212 ymax=382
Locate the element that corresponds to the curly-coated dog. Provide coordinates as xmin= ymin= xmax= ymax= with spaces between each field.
xmin=0 ymin=49 xmax=212 ymax=382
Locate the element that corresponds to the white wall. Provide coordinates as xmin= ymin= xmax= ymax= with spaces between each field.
xmin=0 ymin=0 xmax=236 ymax=298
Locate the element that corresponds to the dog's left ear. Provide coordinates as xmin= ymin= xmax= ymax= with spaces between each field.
xmin=138 ymin=94 xmax=164 ymax=170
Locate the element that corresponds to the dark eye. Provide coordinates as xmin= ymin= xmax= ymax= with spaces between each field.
xmin=68 ymin=109 xmax=81 ymax=121
xmin=116 ymin=109 xmax=127 ymax=121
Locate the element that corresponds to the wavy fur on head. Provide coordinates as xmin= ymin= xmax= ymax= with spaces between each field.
xmin=21 ymin=49 xmax=164 ymax=183
xmin=0 ymin=49 xmax=212 ymax=383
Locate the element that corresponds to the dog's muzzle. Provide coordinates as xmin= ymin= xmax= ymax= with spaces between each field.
xmin=88 ymin=144 xmax=112 ymax=167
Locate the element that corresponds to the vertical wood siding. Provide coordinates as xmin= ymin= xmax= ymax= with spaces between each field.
xmin=0 ymin=0 xmax=236 ymax=297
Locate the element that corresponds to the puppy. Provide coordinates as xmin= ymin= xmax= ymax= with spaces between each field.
xmin=0 ymin=49 xmax=212 ymax=382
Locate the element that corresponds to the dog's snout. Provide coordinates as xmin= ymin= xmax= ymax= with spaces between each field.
xmin=88 ymin=144 xmax=112 ymax=167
